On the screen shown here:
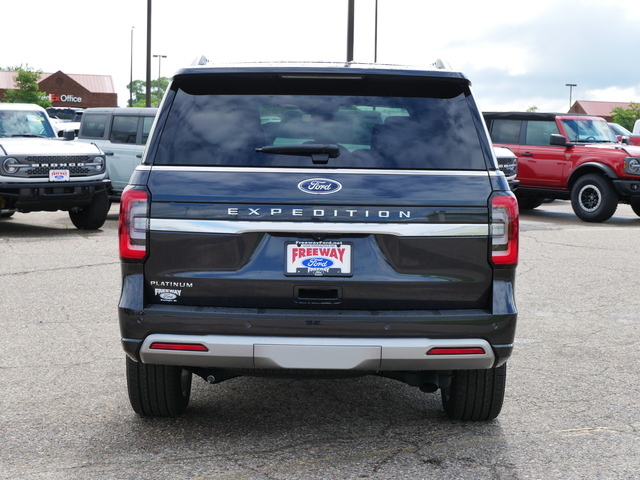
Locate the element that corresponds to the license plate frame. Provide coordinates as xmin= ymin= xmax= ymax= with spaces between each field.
xmin=49 ymin=169 xmax=70 ymax=182
xmin=285 ymin=241 xmax=353 ymax=277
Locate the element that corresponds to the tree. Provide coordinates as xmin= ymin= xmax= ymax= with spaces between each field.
xmin=3 ymin=65 xmax=51 ymax=108
xmin=611 ymin=103 xmax=640 ymax=131
xmin=526 ymin=106 xmax=538 ymax=112
xmin=127 ymin=77 xmax=170 ymax=107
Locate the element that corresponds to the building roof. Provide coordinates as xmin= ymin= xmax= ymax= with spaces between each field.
xmin=0 ymin=70 xmax=115 ymax=93
xmin=570 ymin=100 xmax=634 ymax=117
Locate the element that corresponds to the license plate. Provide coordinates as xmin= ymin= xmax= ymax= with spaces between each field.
xmin=286 ymin=241 xmax=352 ymax=276
xmin=49 ymin=169 xmax=70 ymax=182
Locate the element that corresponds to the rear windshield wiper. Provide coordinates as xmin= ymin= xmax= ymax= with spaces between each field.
xmin=255 ymin=143 xmax=340 ymax=164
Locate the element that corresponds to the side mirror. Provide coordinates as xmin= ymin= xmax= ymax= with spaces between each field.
xmin=621 ymin=135 xmax=630 ymax=144
xmin=550 ymin=134 xmax=570 ymax=147
xmin=63 ymin=130 xmax=75 ymax=141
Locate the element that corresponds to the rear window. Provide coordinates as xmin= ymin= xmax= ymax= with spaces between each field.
xmin=153 ymin=75 xmax=487 ymax=170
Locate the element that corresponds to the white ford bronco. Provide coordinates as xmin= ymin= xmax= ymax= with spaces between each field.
xmin=0 ymin=103 xmax=110 ymax=229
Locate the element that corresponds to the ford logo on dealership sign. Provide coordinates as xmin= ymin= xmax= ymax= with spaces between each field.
xmin=298 ymin=178 xmax=342 ymax=195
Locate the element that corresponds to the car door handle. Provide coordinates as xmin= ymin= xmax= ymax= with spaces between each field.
xmin=520 ymin=153 xmax=533 ymax=157
xmin=103 ymin=151 xmax=114 ymax=156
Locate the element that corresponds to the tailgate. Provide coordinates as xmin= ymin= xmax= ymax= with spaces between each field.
xmin=144 ymin=167 xmax=493 ymax=310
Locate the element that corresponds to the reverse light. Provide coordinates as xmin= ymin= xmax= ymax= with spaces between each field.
xmin=119 ymin=186 xmax=149 ymax=260
xmin=490 ymin=192 xmax=519 ymax=266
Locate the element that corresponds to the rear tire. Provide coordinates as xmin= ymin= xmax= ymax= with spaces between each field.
xmin=570 ymin=174 xmax=618 ymax=222
xmin=68 ymin=190 xmax=110 ymax=230
xmin=441 ymin=364 xmax=507 ymax=421
xmin=126 ymin=356 xmax=192 ymax=417
xmin=516 ymin=195 xmax=544 ymax=210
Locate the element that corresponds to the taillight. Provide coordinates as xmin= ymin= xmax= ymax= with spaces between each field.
xmin=490 ymin=192 xmax=519 ymax=265
xmin=119 ymin=186 xmax=149 ymax=260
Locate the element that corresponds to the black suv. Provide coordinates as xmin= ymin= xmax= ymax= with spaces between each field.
xmin=118 ymin=61 xmax=519 ymax=421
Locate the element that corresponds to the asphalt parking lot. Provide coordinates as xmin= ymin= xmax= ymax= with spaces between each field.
xmin=1 ymin=200 xmax=639 ymax=480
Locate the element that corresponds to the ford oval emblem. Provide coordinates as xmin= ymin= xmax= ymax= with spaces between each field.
xmin=302 ymin=258 xmax=334 ymax=268
xmin=298 ymin=178 xmax=342 ymax=195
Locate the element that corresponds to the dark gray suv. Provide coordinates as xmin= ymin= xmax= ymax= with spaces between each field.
xmin=118 ymin=61 xmax=519 ymax=421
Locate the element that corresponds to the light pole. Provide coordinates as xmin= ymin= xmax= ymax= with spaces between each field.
xmin=566 ymin=83 xmax=577 ymax=111
xmin=145 ymin=0 xmax=151 ymax=107
xmin=129 ymin=26 xmax=135 ymax=107
xmin=347 ymin=0 xmax=354 ymax=62
xmin=374 ymin=0 xmax=378 ymax=63
xmin=153 ymin=54 xmax=167 ymax=105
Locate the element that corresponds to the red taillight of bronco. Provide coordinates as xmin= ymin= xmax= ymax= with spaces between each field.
xmin=119 ymin=186 xmax=149 ymax=260
xmin=490 ymin=192 xmax=519 ymax=266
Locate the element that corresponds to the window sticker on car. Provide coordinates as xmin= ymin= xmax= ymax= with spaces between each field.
xmin=286 ymin=241 xmax=352 ymax=276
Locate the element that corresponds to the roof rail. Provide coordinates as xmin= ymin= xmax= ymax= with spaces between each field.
xmin=430 ymin=58 xmax=452 ymax=70
xmin=191 ymin=55 xmax=209 ymax=66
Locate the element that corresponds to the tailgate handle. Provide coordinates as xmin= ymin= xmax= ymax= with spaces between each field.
xmin=294 ymin=286 xmax=342 ymax=304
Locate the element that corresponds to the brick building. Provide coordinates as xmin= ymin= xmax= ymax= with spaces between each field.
xmin=0 ymin=70 xmax=117 ymax=108
xmin=569 ymin=100 xmax=635 ymax=122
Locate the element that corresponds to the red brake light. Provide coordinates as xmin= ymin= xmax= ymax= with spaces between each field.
xmin=119 ymin=187 xmax=149 ymax=260
xmin=149 ymin=343 xmax=208 ymax=352
xmin=490 ymin=193 xmax=519 ymax=265
xmin=427 ymin=347 xmax=486 ymax=355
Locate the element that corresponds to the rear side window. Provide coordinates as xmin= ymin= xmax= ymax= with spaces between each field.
xmin=490 ymin=119 xmax=521 ymax=144
xmin=110 ymin=116 xmax=138 ymax=144
xmin=154 ymin=80 xmax=486 ymax=170
xmin=80 ymin=113 xmax=108 ymax=138
xmin=525 ymin=121 xmax=558 ymax=146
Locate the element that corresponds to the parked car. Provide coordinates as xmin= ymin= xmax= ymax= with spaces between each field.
xmin=76 ymin=107 xmax=157 ymax=198
xmin=46 ymin=107 xmax=83 ymax=138
xmin=608 ymin=122 xmax=640 ymax=146
xmin=0 ymin=103 xmax=110 ymax=229
xmin=118 ymin=60 xmax=519 ymax=421
xmin=484 ymin=111 xmax=640 ymax=221
xmin=493 ymin=146 xmax=519 ymax=190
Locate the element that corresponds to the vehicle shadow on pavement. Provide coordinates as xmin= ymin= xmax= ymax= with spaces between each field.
xmin=520 ymin=202 xmax=640 ymax=227
xmin=85 ymin=376 xmax=512 ymax=479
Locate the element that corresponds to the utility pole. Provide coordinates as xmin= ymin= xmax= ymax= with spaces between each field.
xmin=145 ymin=0 xmax=152 ymax=107
xmin=347 ymin=0 xmax=354 ymax=62
xmin=374 ymin=0 xmax=378 ymax=63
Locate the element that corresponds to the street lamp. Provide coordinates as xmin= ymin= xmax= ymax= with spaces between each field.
xmin=566 ymin=83 xmax=577 ymax=111
xmin=129 ymin=26 xmax=135 ymax=107
xmin=153 ymin=54 xmax=167 ymax=105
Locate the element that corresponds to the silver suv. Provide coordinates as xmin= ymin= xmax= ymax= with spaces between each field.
xmin=77 ymin=107 xmax=157 ymax=198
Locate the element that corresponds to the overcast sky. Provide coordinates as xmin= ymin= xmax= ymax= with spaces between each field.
xmin=4 ymin=0 xmax=640 ymax=111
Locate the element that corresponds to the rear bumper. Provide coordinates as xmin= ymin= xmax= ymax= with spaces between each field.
xmin=135 ymin=334 xmax=497 ymax=371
